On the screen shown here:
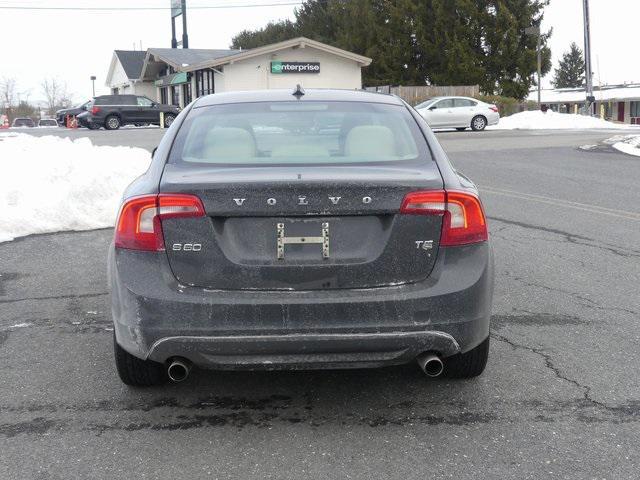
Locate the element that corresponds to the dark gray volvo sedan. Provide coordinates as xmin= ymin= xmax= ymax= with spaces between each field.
xmin=109 ymin=88 xmax=493 ymax=386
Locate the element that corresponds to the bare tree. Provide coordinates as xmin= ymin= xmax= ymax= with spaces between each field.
xmin=1 ymin=77 xmax=17 ymax=109
xmin=41 ymin=77 xmax=73 ymax=115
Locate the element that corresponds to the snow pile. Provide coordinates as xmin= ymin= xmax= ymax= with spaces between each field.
xmin=0 ymin=133 xmax=151 ymax=242
xmin=489 ymin=110 xmax=633 ymax=130
xmin=605 ymin=134 xmax=640 ymax=157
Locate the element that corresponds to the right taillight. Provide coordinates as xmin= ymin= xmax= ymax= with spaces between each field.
xmin=401 ymin=190 xmax=488 ymax=246
xmin=114 ymin=193 xmax=205 ymax=251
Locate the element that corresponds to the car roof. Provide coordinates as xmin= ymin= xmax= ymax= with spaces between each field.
xmin=194 ymin=89 xmax=405 ymax=108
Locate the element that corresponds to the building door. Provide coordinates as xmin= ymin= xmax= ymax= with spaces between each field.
xmin=617 ymin=102 xmax=625 ymax=122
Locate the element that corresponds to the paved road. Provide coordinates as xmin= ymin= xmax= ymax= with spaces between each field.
xmin=1 ymin=127 xmax=639 ymax=479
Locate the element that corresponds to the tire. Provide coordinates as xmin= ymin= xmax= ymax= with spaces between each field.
xmin=471 ymin=115 xmax=487 ymax=131
xmin=443 ymin=336 xmax=489 ymax=378
xmin=113 ymin=332 xmax=165 ymax=386
xmin=104 ymin=115 xmax=121 ymax=130
xmin=88 ymin=124 xmax=101 ymax=130
xmin=163 ymin=114 xmax=176 ymax=128
xmin=456 ymin=127 xmax=466 ymax=131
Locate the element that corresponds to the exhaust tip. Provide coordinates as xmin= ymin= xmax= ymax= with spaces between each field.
xmin=416 ymin=353 xmax=444 ymax=377
xmin=167 ymin=358 xmax=191 ymax=382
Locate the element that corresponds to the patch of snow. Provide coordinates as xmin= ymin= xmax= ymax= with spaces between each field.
xmin=610 ymin=135 xmax=640 ymax=157
xmin=488 ymin=110 xmax=637 ymax=130
xmin=0 ymin=133 xmax=151 ymax=243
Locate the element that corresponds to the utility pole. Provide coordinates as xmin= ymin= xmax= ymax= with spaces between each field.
xmin=90 ymin=76 xmax=96 ymax=96
xmin=525 ymin=26 xmax=542 ymax=109
xmin=583 ymin=0 xmax=594 ymax=114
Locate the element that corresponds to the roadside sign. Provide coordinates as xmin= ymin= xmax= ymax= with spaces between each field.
xmin=271 ymin=61 xmax=321 ymax=74
xmin=171 ymin=0 xmax=182 ymax=18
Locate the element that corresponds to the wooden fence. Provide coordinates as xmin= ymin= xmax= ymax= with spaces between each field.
xmin=364 ymin=85 xmax=480 ymax=106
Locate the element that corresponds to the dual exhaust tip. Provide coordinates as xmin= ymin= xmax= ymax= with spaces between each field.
xmin=167 ymin=358 xmax=192 ymax=382
xmin=167 ymin=355 xmax=443 ymax=381
xmin=416 ymin=353 xmax=444 ymax=377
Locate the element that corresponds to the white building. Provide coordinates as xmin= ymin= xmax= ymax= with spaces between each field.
xmin=529 ymin=84 xmax=640 ymax=124
xmin=106 ymin=37 xmax=372 ymax=109
xmin=105 ymin=50 xmax=156 ymax=98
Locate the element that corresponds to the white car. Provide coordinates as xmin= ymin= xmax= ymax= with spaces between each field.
xmin=415 ymin=96 xmax=500 ymax=131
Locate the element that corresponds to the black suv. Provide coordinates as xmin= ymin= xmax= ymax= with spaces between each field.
xmin=77 ymin=95 xmax=180 ymax=130
xmin=56 ymin=101 xmax=90 ymax=126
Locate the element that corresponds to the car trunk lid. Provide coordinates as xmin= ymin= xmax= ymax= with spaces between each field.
xmin=160 ymin=163 xmax=444 ymax=290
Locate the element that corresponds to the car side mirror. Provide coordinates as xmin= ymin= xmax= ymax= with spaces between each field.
xmin=152 ymin=146 xmax=158 ymax=158
xmin=429 ymin=106 xmax=437 ymax=110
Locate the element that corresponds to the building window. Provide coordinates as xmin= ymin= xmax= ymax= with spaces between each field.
xmin=630 ymin=101 xmax=640 ymax=118
xmin=160 ymin=87 xmax=168 ymax=104
xmin=195 ymin=69 xmax=214 ymax=97
xmin=182 ymin=81 xmax=192 ymax=105
xmin=170 ymin=85 xmax=180 ymax=106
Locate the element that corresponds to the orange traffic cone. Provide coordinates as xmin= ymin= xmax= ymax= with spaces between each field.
xmin=65 ymin=114 xmax=78 ymax=129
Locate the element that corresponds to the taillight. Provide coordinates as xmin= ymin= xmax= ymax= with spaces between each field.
xmin=400 ymin=190 xmax=488 ymax=246
xmin=489 ymin=105 xmax=499 ymax=113
xmin=91 ymin=106 xmax=101 ymax=115
xmin=114 ymin=194 xmax=205 ymax=251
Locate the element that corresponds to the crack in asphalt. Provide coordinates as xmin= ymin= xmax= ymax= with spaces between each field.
xmin=490 ymin=332 xmax=638 ymax=421
xmin=488 ymin=216 xmax=640 ymax=259
xmin=504 ymin=272 xmax=639 ymax=317
xmin=0 ymin=292 xmax=108 ymax=305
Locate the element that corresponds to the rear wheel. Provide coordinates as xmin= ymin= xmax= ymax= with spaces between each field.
xmin=105 ymin=115 xmax=121 ymax=130
xmin=113 ymin=333 xmax=165 ymax=386
xmin=443 ymin=337 xmax=489 ymax=378
xmin=471 ymin=115 xmax=487 ymax=131
xmin=163 ymin=114 xmax=176 ymax=128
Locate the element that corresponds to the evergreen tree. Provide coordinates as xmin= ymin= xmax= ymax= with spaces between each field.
xmin=230 ymin=0 xmax=552 ymax=100
xmin=551 ymin=42 xmax=585 ymax=88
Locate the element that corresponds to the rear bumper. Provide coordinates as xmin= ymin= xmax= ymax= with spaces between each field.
xmin=109 ymin=242 xmax=493 ymax=369
xmin=147 ymin=331 xmax=460 ymax=370
xmin=487 ymin=112 xmax=500 ymax=126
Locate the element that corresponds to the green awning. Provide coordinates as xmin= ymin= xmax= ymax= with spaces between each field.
xmin=154 ymin=71 xmax=188 ymax=87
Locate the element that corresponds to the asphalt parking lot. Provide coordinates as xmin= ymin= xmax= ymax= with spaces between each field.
xmin=1 ymin=127 xmax=639 ymax=479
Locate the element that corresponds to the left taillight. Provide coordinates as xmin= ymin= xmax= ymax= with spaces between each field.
xmin=114 ymin=194 xmax=205 ymax=251
xmin=400 ymin=189 xmax=488 ymax=246
xmin=489 ymin=105 xmax=499 ymax=113
xmin=90 ymin=106 xmax=101 ymax=115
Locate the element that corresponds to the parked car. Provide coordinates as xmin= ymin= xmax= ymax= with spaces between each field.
xmin=78 ymin=94 xmax=180 ymax=130
xmin=415 ymin=96 xmax=500 ymax=131
xmin=11 ymin=117 xmax=35 ymax=128
xmin=38 ymin=118 xmax=59 ymax=128
xmin=56 ymin=101 xmax=90 ymax=126
xmin=109 ymin=88 xmax=494 ymax=386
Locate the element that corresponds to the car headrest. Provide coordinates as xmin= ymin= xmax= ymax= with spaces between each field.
xmin=344 ymin=125 xmax=396 ymax=157
xmin=203 ymin=127 xmax=256 ymax=158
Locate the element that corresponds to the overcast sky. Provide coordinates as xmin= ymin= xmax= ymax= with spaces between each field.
xmin=0 ymin=0 xmax=637 ymax=105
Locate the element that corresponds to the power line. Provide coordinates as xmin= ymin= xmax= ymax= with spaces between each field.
xmin=0 ymin=1 xmax=302 ymax=10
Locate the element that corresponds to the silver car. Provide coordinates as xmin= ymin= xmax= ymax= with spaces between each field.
xmin=415 ymin=96 xmax=500 ymax=131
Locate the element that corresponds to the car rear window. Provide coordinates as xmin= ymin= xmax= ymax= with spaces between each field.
xmin=169 ymin=101 xmax=429 ymax=165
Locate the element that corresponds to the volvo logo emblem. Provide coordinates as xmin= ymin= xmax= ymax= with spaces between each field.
xmin=230 ymin=195 xmax=374 ymax=207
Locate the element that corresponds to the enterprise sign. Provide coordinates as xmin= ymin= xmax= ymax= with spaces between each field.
xmin=271 ymin=61 xmax=321 ymax=74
